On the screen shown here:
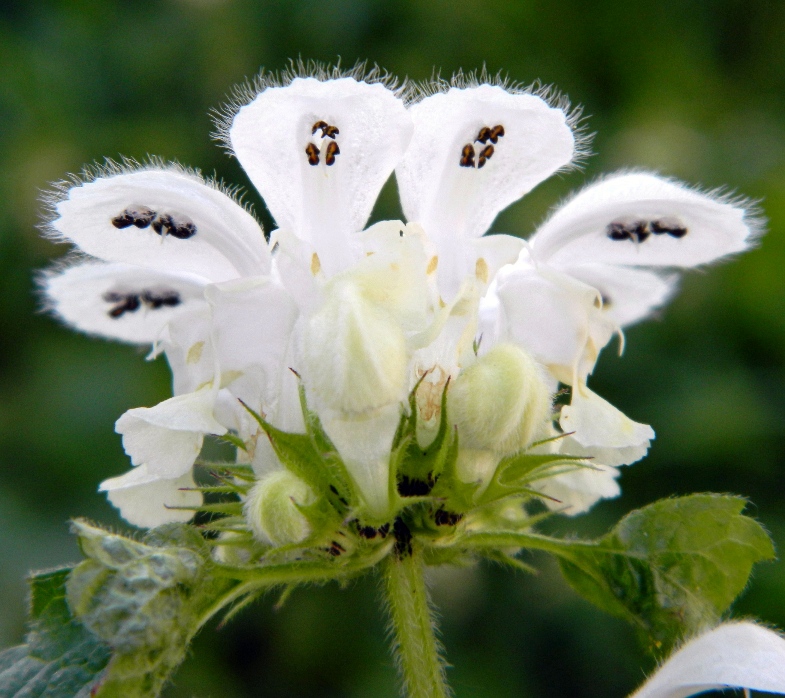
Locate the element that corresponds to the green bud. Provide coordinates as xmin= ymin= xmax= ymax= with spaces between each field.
xmin=244 ymin=471 xmax=315 ymax=546
xmin=448 ymin=343 xmax=551 ymax=456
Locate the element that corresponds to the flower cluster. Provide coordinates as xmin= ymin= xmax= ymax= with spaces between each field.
xmin=43 ymin=63 xmax=756 ymax=540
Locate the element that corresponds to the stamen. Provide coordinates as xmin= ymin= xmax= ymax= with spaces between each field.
xmin=112 ymin=208 xmax=196 ymax=239
xmin=312 ymin=120 xmax=339 ymax=139
xmin=426 ymin=256 xmax=438 ymax=274
xmin=475 ymin=127 xmax=493 ymax=144
xmin=475 ymin=257 xmax=489 ymax=283
xmin=607 ymin=220 xmax=650 ymax=243
xmin=305 ymin=143 xmax=320 ymax=166
xmin=651 ymin=218 xmax=688 ymax=238
xmin=489 ymin=124 xmax=505 ymax=143
xmin=477 ymin=145 xmax=494 ymax=169
xmin=459 ymin=144 xmax=476 ymax=168
xmin=311 ymin=252 xmax=322 ymax=275
xmin=324 ymin=141 xmax=340 ymax=166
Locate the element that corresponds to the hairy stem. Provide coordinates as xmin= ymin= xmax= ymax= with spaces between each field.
xmin=383 ymin=544 xmax=450 ymax=698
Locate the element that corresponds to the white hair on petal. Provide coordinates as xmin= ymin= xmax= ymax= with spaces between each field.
xmin=210 ymin=58 xmax=414 ymax=155
xmin=39 ymin=155 xmax=262 ymax=244
xmin=411 ymin=66 xmax=593 ymax=172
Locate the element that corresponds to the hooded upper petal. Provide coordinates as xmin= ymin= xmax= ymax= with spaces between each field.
xmin=629 ymin=622 xmax=785 ymax=698
xmin=44 ymin=260 xmax=208 ymax=344
xmin=530 ymin=171 xmax=758 ymax=269
xmin=49 ymin=167 xmax=270 ymax=282
xmin=396 ymin=84 xmax=575 ymax=297
xmin=230 ymin=76 xmax=413 ymax=275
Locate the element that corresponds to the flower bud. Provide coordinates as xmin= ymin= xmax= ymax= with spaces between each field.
xmin=447 ymin=343 xmax=551 ymax=455
xmin=244 ymin=471 xmax=315 ymax=546
xmin=301 ymin=280 xmax=408 ymax=414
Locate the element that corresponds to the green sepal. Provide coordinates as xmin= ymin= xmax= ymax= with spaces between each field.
xmin=240 ymin=399 xmax=355 ymax=513
xmin=0 ymin=567 xmax=112 ymax=697
xmin=394 ymin=380 xmax=456 ymax=487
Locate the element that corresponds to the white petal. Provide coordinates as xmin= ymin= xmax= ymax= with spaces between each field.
xmin=561 ymin=263 xmax=677 ymax=327
xmin=534 ymin=457 xmax=621 ymax=515
xmin=490 ymin=259 xmax=615 ymax=382
xmin=230 ymin=77 xmax=412 ymax=275
xmin=50 ymin=168 xmax=269 ymax=281
xmin=319 ymin=404 xmax=401 ymax=519
xmin=44 ymin=260 xmax=207 ymax=344
xmin=396 ymin=86 xmax=574 ymax=297
xmin=560 ymin=386 xmax=654 ymax=466
xmin=630 ymin=622 xmax=785 ymax=698
xmin=530 ymin=172 xmax=758 ymax=269
xmin=115 ymin=387 xmax=226 ymax=478
xmin=205 ymin=276 xmax=299 ymax=407
xmin=162 ymin=306 xmax=215 ymax=396
xmin=100 ymin=465 xmax=201 ymax=527
xmin=299 ymin=280 xmax=408 ymax=415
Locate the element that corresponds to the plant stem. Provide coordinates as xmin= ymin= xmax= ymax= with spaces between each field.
xmin=383 ymin=543 xmax=450 ymax=698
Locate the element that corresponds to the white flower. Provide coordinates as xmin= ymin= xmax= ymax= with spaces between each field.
xmin=629 ymin=622 xmax=785 ymax=698
xmin=42 ymin=63 xmax=759 ymax=527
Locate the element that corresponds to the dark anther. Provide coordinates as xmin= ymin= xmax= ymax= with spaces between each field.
xmin=459 ymin=144 xmax=476 ymax=168
xmin=397 ymin=475 xmax=433 ymax=497
xmin=131 ymin=207 xmax=155 ymax=228
xmin=476 ymin=126 xmax=493 ymax=144
xmin=434 ymin=509 xmax=464 ymax=527
xmin=607 ymin=220 xmax=650 ymax=243
xmin=141 ymin=290 xmax=181 ymax=309
xmin=305 ymin=143 xmax=320 ymax=166
xmin=104 ymin=293 xmax=141 ymax=318
xmin=152 ymin=213 xmax=173 ymax=236
xmin=651 ymin=219 xmax=688 ymax=238
xmin=478 ymin=144 xmax=495 ymax=169
xmin=378 ymin=523 xmax=390 ymax=538
xmin=170 ymin=221 xmax=197 ymax=240
xmin=312 ymin=121 xmax=339 ymax=139
xmin=328 ymin=541 xmax=346 ymax=557
xmin=111 ymin=212 xmax=134 ymax=229
xmin=324 ymin=141 xmax=340 ymax=166
xmin=112 ymin=207 xmax=155 ymax=229
xmin=489 ymin=124 xmax=505 ymax=143
xmin=392 ymin=518 xmax=413 ymax=557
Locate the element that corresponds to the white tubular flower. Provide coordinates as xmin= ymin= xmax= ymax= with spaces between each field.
xmin=42 ymin=64 xmax=761 ymax=526
xmin=629 ymin=622 xmax=785 ymax=698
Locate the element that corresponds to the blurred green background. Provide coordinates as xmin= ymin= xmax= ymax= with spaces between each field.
xmin=1 ymin=1 xmax=784 ymax=696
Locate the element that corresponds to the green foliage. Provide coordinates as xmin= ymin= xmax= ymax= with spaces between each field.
xmin=463 ymin=494 xmax=775 ymax=657
xmin=0 ymin=568 xmax=112 ymax=697
xmin=65 ymin=520 xmax=236 ymax=697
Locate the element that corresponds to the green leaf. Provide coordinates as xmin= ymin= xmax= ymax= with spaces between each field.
xmin=0 ymin=568 xmax=112 ymax=697
xmin=460 ymin=494 xmax=775 ymax=655
xmin=67 ymin=520 xmax=235 ymax=697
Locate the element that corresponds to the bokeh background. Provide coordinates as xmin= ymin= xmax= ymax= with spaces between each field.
xmin=2 ymin=1 xmax=784 ymax=696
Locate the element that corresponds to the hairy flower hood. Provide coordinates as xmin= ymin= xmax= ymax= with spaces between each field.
xmin=42 ymin=63 xmax=759 ymax=526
